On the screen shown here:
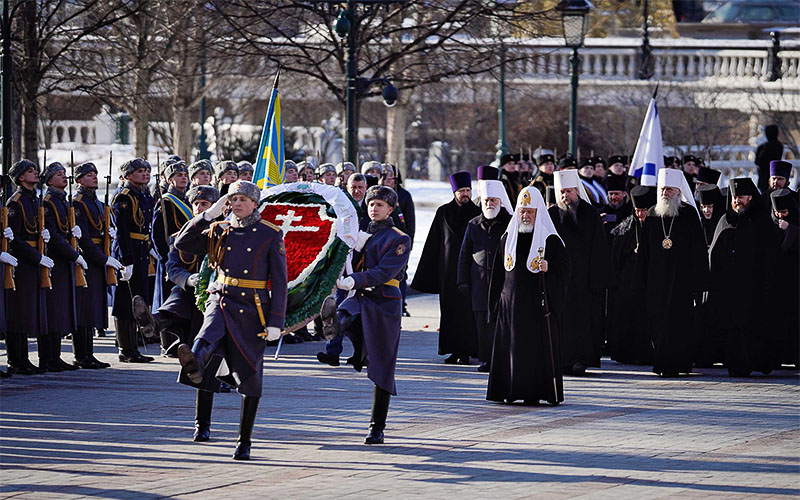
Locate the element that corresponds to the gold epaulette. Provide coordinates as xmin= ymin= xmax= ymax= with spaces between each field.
xmin=391 ymin=226 xmax=407 ymax=237
xmin=260 ymin=219 xmax=280 ymax=231
xmin=44 ymin=194 xmax=51 ymax=202
xmin=9 ymin=192 xmax=21 ymax=202
xmin=121 ymin=188 xmax=130 ymax=195
xmin=74 ymin=193 xmax=83 ymax=202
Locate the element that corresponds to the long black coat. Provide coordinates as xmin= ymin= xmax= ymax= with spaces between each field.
xmin=412 ymin=198 xmax=481 ymax=356
xmin=111 ymin=183 xmax=154 ymax=320
xmin=43 ymin=189 xmax=78 ymax=335
xmin=607 ymin=215 xmax=652 ymax=364
xmin=770 ymin=215 xmax=799 ymax=366
xmin=636 ymin=204 xmax=710 ymax=375
xmin=487 ymin=233 xmax=567 ymax=404
xmin=708 ymin=206 xmax=777 ymax=373
xmin=457 ymin=210 xmax=512 ymax=312
xmin=397 ymin=186 xmax=416 ymax=244
xmin=548 ymin=201 xmax=616 ymax=369
xmin=5 ymin=187 xmax=48 ymax=337
xmin=174 ymin=214 xmax=287 ymax=397
xmin=74 ymin=188 xmax=109 ymax=329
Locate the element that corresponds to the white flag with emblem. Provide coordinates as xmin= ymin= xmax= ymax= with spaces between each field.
xmin=628 ymin=97 xmax=664 ymax=187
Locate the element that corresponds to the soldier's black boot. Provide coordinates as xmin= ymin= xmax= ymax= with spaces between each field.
xmin=116 ymin=319 xmax=153 ymax=363
xmin=38 ymin=335 xmax=61 ymax=372
xmin=52 ymin=333 xmax=79 ymax=371
xmin=6 ymin=333 xmax=37 ymax=375
xmin=85 ymin=328 xmax=110 ymax=368
xmin=177 ymin=339 xmax=214 ymax=384
xmin=365 ymin=385 xmax=391 ymax=445
xmin=74 ymin=327 xmax=106 ymax=369
xmin=233 ymin=396 xmax=259 ymax=460
xmin=193 ymin=390 xmax=214 ymax=442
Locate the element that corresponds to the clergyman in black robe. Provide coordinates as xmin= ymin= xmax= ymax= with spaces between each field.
xmin=607 ymin=186 xmax=655 ymax=364
xmin=769 ymin=188 xmax=799 ymax=368
xmin=487 ymin=187 xmax=567 ymax=405
xmin=411 ymin=171 xmax=481 ymax=363
xmin=635 ymin=169 xmax=709 ymax=377
xmin=549 ymin=169 xmax=616 ymax=375
xmin=708 ymin=178 xmax=778 ymax=376
xmin=754 ymin=124 xmax=783 ymax=193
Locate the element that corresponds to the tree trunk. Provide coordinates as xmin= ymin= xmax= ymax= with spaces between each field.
xmin=386 ymin=96 xmax=407 ymax=174
xmin=131 ymin=68 xmax=152 ymax=159
xmin=21 ymin=91 xmax=39 ymax=162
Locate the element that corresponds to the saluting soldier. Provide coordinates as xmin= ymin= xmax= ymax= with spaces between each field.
xmin=174 ymin=181 xmax=287 ymax=461
xmin=133 ymin=185 xmax=220 ymax=357
xmin=40 ymin=162 xmax=85 ymax=372
xmin=5 ymin=159 xmax=51 ymax=374
xmin=112 ymin=158 xmax=156 ymax=363
xmin=321 ymin=185 xmax=412 ymax=445
xmin=73 ymin=162 xmax=121 ymax=368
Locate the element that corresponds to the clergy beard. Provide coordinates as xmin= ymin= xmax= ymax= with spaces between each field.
xmin=557 ymin=202 xmax=578 ymax=224
xmin=518 ymin=222 xmax=534 ymax=233
xmin=654 ymin=195 xmax=681 ymax=217
xmin=482 ymin=204 xmax=501 ymax=219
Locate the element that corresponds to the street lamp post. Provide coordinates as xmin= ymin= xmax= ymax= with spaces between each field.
xmin=557 ymin=0 xmax=592 ymax=158
xmin=494 ymin=43 xmax=508 ymax=164
xmin=1 ymin=0 xmax=13 ymax=181
xmin=331 ymin=1 xmax=401 ymax=165
xmin=638 ymin=0 xmax=653 ymax=79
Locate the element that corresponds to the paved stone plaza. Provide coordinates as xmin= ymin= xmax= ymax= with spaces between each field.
xmin=1 ymin=294 xmax=798 ymax=499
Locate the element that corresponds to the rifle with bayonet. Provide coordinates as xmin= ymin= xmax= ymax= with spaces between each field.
xmin=104 ymin=151 xmax=117 ymax=286
xmin=39 ymin=151 xmax=52 ymax=289
xmin=1 ymin=169 xmax=13 ymax=290
xmin=69 ymin=151 xmax=87 ymax=287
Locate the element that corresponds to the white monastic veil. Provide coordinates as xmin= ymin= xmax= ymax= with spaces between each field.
xmin=554 ymin=169 xmax=592 ymax=204
xmin=478 ymin=179 xmax=514 ymax=215
xmin=658 ymin=168 xmax=700 ymax=217
xmin=504 ymin=187 xmax=564 ymax=273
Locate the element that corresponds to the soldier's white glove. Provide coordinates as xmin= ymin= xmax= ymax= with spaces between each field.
xmin=120 ymin=264 xmax=133 ymax=281
xmin=0 ymin=252 xmax=17 ymax=267
xmin=149 ymin=248 xmax=159 ymax=260
xmin=203 ymin=194 xmax=229 ymax=221
xmin=39 ymin=255 xmax=54 ymax=268
xmin=336 ymin=276 xmax=355 ymax=290
xmin=75 ymin=255 xmax=88 ymax=270
xmin=354 ymin=230 xmax=372 ymax=252
xmin=71 ymin=225 xmax=82 ymax=239
xmin=778 ymin=220 xmax=789 ymax=230
xmin=105 ymin=256 xmax=123 ymax=270
xmin=108 ymin=227 xmax=117 ymax=239
xmin=41 ymin=229 xmax=50 ymax=243
xmin=186 ymin=273 xmax=199 ymax=287
xmin=265 ymin=327 xmax=281 ymax=341
xmin=3 ymin=227 xmax=13 ymax=241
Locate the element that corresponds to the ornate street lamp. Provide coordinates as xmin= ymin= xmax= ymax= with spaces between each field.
xmin=556 ymin=0 xmax=592 ymax=157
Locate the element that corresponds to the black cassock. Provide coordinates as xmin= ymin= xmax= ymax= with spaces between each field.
xmin=769 ymin=211 xmax=799 ymax=367
xmin=707 ymin=206 xmax=777 ymax=375
xmin=412 ymin=198 xmax=481 ymax=356
xmin=636 ymin=204 xmax=709 ymax=375
xmin=487 ymin=233 xmax=567 ymax=404
xmin=607 ymin=215 xmax=652 ymax=364
xmin=548 ymin=201 xmax=616 ymax=370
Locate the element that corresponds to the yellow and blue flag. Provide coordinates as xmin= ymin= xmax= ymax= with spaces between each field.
xmin=253 ymin=70 xmax=284 ymax=189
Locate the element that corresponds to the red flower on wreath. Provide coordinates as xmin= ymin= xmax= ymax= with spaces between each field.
xmin=260 ymin=203 xmax=337 ymax=286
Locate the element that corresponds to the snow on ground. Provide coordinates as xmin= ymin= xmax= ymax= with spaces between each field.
xmin=402 ymin=179 xmax=454 ymax=282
